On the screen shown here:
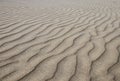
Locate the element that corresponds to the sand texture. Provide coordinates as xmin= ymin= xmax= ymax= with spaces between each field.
xmin=0 ymin=0 xmax=120 ymax=81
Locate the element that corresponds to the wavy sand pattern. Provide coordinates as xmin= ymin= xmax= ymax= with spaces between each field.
xmin=0 ymin=0 xmax=120 ymax=81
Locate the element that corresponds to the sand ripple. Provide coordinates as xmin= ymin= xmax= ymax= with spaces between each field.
xmin=0 ymin=0 xmax=120 ymax=81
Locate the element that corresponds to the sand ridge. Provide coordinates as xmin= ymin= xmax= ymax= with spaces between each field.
xmin=0 ymin=0 xmax=120 ymax=81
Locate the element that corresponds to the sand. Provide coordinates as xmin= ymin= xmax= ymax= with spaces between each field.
xmin=0 ymin=0 xmax=120 ymax=81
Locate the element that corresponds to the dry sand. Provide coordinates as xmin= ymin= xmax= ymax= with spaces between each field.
xmin=0 ymin=0 xmax=120 ymax=81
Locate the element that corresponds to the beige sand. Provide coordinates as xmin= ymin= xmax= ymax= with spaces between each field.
xmin=0 ymin=0 xmax=120 ymax=81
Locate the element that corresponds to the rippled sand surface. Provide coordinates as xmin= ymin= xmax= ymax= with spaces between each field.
xmin=0 ymin=0 xmax=120 ymax=81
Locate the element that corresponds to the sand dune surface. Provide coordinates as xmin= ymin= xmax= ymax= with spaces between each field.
xmin=0 ymin=0 xmax=120 ymax=81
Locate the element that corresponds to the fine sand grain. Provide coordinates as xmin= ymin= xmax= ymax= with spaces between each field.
xmin=0 ymin=0 xmax=120 ymax=81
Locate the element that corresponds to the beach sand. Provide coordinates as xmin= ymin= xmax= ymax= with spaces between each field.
xmin=0 ymin=0 xmax=120 ymax=81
